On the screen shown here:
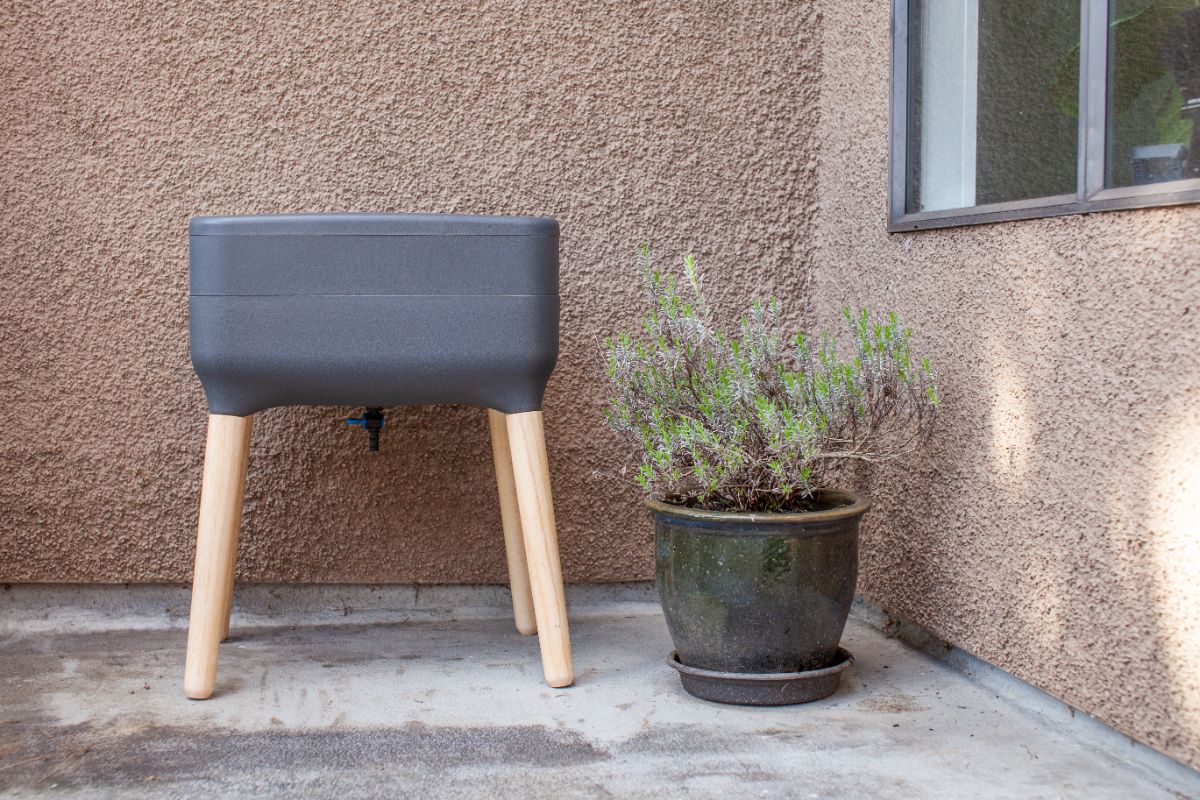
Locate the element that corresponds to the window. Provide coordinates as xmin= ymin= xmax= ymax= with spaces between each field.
xmin=890 ymin=0 xmax=1200 ymax=230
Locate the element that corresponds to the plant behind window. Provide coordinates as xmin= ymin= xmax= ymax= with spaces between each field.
xmin=604 ymin=246 xmax=940 ymax=513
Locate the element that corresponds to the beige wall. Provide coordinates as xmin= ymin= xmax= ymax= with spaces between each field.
xmin=0 ymin=2 xmax=817 ymax=582
xmin=815 ymin=0 xmax=1200 ymax=769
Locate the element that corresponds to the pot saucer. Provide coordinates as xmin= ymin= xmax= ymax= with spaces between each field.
xmin=667 ymin=648 xmax=854 ymax=706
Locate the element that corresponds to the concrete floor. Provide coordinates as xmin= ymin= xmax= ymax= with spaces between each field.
xmin=0 ymin=585 xmax=1194 ymax=799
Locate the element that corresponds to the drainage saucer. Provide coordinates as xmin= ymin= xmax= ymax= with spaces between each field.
xmin=667 ymin=648 xmax=854 ymax=706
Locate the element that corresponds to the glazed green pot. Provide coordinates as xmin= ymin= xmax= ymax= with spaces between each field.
xmin=648 ymin=491 xmax=868 ymax=677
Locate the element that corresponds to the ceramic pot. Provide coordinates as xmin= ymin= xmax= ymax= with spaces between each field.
xmin=647 ymin=490 xmax=868 ymax=704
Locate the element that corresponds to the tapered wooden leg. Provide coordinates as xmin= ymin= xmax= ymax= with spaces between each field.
xmin=184 ymin=414 xmax=253 ymax=700
xmin=218 ymin=507 xmax=239 ymax=642
xmin=488 ymin=409 xmax=538 ymax=635
xmin=218 ymin=542 xmax=235 ymax=642
xmin=505 ymin=410 xmax=573 ymax=688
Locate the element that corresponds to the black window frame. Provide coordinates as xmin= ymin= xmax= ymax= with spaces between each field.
xmin=889 ymin=0 xmax=1200 ymax=232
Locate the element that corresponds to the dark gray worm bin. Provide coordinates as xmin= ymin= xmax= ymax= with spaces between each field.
xmin=189 ymin=213 xmax=559 ymax=416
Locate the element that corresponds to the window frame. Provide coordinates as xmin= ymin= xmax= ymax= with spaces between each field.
xmin=889 ymin=0 xmax=1200 ymax=232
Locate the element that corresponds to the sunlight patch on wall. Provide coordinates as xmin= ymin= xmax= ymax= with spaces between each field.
xmin=985 ymin=344 xmax=1034 ymax=495
xmin=982 ymin=339 xmax=1069 ymax=660
xmin=1150 ymin=399 xmax=1200 ymax=730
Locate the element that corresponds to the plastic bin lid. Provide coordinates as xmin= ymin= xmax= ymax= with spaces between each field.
xmin=189 ymin=213 xmax=559 ymax=237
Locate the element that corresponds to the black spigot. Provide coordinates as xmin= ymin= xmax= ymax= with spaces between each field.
xmin=346 ymin=408 xmax=385 ymax=452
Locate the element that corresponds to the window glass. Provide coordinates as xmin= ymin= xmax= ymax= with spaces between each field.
xmin=1106 ymin=0 xmax=1200 ymax=187
xmin=907 ymin=0 xmax=1081 ymax=213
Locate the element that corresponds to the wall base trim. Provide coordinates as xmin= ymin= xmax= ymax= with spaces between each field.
xmin=0 ymin=581 xmax=661 ymax=636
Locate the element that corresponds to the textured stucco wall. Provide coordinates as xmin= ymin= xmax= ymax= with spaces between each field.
xmin=815 ymin=0 xmax=1200 ymax=768
xmin=0 ymin=2 xmax=818 ymax=582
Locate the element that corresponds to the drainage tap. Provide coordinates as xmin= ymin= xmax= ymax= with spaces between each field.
xmin=346 ymin=408 xmax=385 ymax=452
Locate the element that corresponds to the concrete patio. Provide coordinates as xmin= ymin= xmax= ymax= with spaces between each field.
xmin=0 ymin=585 xmax=1193 ymax=799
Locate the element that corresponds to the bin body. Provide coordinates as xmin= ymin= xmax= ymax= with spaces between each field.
xmin=188 ymin=213 xmax=560 ymax=416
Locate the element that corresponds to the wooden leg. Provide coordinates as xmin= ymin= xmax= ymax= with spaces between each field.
xmin=184 ymin=414 xmax=252 ymax=700
xmin=218 ymin=539 xmax=236 ymax=642
xmin=505 ymin=410 xmax=573 ymax=688
xmin=488 ymin=409 xmax=537 ymax=636
xmin=218 ymin=488 xmax=241 ymax=642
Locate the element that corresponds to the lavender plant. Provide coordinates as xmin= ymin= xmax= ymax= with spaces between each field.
xmin=604 ymin=246 xmax=940 ymax=513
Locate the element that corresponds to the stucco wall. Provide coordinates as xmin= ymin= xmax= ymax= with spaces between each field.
xmin=815 ymin=0 xmax=1200 ymax=769
xmin=0 ymin=2 xmax=818 ymax=582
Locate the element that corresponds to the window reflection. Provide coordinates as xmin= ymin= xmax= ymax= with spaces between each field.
xmin=908 ymin=0 xmax=1080 ymax=213
xmin=1107 ymin=0 xmax=1200 ymax=187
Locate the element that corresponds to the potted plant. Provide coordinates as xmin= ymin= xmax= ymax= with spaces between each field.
xmin=604 ymin=247 xmax=940 ymax=705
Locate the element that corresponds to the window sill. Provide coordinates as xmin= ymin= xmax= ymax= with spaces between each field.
xmin=888 ymin=181 xmax=1200 ymax=232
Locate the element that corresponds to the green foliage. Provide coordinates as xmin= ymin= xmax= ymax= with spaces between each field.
xmin=604 ymin=247 xmax=940 ymax=513
xmin=1052 ymin=0 xmax=1198 ymax=135
xmin=1156 ymin=80 xmax=1194 ymax=145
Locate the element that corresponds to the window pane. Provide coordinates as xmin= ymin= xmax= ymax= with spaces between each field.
xmin=1106 ymin=0 xmax=1200 ymax=187
xmin=908 ymin=1 xmax=1080 ymax=213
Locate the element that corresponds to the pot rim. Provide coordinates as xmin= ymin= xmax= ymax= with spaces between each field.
xmin=644 ymin=488 xmax=870 ymax=525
